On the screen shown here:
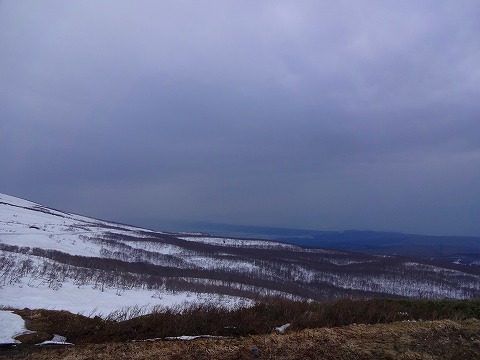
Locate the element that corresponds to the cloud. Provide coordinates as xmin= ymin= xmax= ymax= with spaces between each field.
xmin=1 ymin=0 xmax=479 ymax=235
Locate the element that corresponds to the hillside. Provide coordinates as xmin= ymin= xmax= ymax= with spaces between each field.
xmin=2 ymin=298 xmax=480 ymax=359
xmin=5 ymin=317 xmax=480 ymax=359
xmin=1 ymin=193 xmax=480 ymax=317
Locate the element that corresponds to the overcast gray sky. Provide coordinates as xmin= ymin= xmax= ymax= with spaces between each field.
xmin=1 ymin=1 xmax=479 ymax=236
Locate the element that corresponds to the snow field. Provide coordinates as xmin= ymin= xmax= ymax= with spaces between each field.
xmin=0 ymin=279 xmax=250 ymax=318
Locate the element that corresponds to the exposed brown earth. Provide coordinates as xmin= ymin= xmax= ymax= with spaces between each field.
xmin=4 ymin=319 xmax=480 ymax=360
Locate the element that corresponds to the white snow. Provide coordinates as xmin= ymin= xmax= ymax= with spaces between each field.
xmin=184 ymin=256 xmax=258 ymax=271
xmin=275 ymin=323 xmax=291 ymax=334
xmin=35 ymin=334 xmax=73 ymax=346
xmin=1 ymin=202 xmax=104 ymax=257
xmin=0 ymin=311 xmax=31 ymax=345
xmin=178 ymin=236 xmax=299 ymax=250
xmin=0 ymin=194 xmax=158 ymax=259
xmin=0 ymin=279 xmax=248 ymax=318
xmin=164 ymin=335 xmax=224 ymax=341
xmin=136 ymin=335 xmax=225 ymax=341
xmin=0 ymin=194 xmax=40 ymax=208
xmin=115 ymin=240 xmax=184 ymax=255
xmin=328 ymin=258 xmax=376 ymax=266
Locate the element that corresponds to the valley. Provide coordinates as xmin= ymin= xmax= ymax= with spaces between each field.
xmin=2 ymin=193 xmax=480 ymax=318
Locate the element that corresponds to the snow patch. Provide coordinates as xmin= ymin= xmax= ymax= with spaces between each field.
xmin=275 ymin=323 xmax=291 ymax=334
xmin=164 ymin=335 xmax=225 ymax=341
xmin=35 ymin=334 xmax=73 ymax=346
xmin=0 ymin=311 xmax=32 ymax=345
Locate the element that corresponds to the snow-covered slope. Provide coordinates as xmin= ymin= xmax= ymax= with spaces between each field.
xmin=0 ymin=193 xmax=153 ymax=256
xmin=1 ymin=193 xmax=480 ymax=317
xmin=0 ymin=194 xmax=255 ymax=315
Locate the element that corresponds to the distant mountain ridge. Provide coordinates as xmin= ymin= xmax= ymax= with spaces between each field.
xmin=154 ymin=221 xmax=480 ymax=266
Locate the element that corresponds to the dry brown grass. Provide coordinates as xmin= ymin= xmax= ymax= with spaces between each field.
xmin=11 ymin=298 xmax=480 ymax=344
xmin=4 ymin=319 xmax=480 ymax=360
xmin=4 ymin=299 xmax=480 ymax=359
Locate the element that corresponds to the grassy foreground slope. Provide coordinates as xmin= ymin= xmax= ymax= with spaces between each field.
xmin=7 ymin=319 xmax=480 ymax=359
xmin=3 ymin=298 xmax=480 ymax=359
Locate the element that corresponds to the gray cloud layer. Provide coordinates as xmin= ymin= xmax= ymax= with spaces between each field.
xmin=1 ymin=1 xmax=479 ymax=235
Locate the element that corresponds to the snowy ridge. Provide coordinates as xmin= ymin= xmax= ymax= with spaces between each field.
xmin=2 ymin=193 xmax=480 ymax=317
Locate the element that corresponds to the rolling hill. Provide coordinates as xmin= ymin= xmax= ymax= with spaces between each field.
xmin=1 ymin=193 xmax=479 ymax=317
